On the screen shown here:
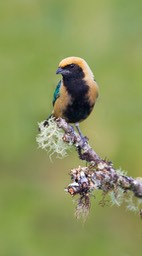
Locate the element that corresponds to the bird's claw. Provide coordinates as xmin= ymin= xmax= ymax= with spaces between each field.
xmin=79 ymin=135 xmax=89 ymax=147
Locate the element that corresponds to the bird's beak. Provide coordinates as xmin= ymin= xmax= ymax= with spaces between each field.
xmin=56 ymin=67 xmax=64 ymax=75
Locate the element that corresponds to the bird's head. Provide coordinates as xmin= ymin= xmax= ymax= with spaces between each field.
xmin=56 ymin=56 xmax=94 ymax=80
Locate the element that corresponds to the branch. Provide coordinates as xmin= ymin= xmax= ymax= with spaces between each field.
xmin=37 ymin=117 xmax=142 ymax=220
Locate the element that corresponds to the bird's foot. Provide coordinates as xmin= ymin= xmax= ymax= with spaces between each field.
xmin=79 ymin=135 xmax=89 ymax=147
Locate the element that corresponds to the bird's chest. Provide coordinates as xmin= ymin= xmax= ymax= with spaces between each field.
xmin=63 ymin=78 xmax=92 ymax=123
xmin=64 ymin=77 xmax=89 ymax=99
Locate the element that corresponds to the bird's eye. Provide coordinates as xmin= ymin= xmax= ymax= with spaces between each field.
xmin=70 ymin=64 xmax=75 ymax=68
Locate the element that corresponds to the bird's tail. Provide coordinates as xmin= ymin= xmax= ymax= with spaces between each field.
xmin=43 ymin=114 xmax=54 ymax=127
xmin=38 ymin=114 xmax=54 ymax=132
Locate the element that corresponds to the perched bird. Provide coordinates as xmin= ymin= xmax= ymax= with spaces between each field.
xmin=46 ymin=57 xmax=98 ymax=137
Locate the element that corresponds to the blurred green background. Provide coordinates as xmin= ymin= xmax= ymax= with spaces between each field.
xmin=0 ymin=0 xmax=142 ymax=255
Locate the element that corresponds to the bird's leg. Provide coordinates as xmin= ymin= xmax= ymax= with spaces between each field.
xmin=75 ymin=123 xmax=88 ymax=145
xmin=75 ymin=123 xmax=84 ymax=138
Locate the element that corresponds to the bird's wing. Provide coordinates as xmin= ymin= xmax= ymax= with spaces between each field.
xmin=52 ymin=80 xmax=62 ymax=106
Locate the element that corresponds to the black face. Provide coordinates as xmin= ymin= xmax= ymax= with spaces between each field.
xmin=57 ymin=63 xmax=85 ymax=79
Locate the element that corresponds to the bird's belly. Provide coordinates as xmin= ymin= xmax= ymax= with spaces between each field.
xmin=63 ymin=98 xmax=94 ymax=123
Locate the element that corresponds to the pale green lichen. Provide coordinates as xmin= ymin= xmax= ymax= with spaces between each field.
xmin=73 ymin=197 xmax=90 ymax=221
xmin=36 ymin=117 xmax=72 ymax=160
xmin=110 ymin=188 xmax=142 ymax=213
xmin=115 ymin=168 xmax=127 ymax=176
xmin=109 ymin=187 xmax=124 ymax=207
xmin=125 ymin=192 xmax=141 ymax=213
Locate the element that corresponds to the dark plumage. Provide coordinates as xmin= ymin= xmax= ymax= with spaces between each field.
xmin=52 ymin=57 xmax=98 ymax=125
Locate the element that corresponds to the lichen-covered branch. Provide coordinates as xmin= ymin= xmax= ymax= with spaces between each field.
xmin=56 ymin=118 xmax=101 ymax=162
xmin=37 ymin=117 xmax=142 ymax=219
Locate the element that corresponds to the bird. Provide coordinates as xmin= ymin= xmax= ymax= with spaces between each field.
xmin=45 ymin=56 xmax=99 ymax=138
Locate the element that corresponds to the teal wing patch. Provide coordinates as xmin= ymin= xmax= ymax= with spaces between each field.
xmin=52 ymin=80 xmax=62 ymax=106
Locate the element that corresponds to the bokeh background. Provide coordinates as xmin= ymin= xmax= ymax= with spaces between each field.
xmin=1 ymin=0 xmax=142 ymax=255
